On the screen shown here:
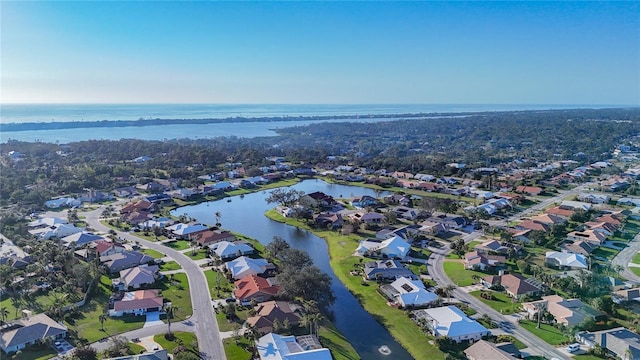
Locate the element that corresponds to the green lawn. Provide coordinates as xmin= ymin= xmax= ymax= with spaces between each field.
xmin=223 ymin=338 xmax=254 ymax=360
xmin=574 ymin=355 xmax=607 ymax=360
xmin=495 ymin=335 xmax=526 ymax=350
xmin=143 ymin=248 xmax=166 ymax=258
xmin=265 ymin=209 xmax=447 ymax=360
xmin=154 ymin=331 xmax=198 ymax=353
xmin=66 ymin=276 xmax=145 ymax=343
xmin=467 ymin=240 xmax=483 ymax=249
xmin=159 ymin=273 xmax=192 ymax=317
xmin=128 ymin=342 xmax=147 ymax=355
xmin=159 ymin=261 xmax=182 ymax=271
xmin=5 ymin=345 xmax=57 ymax=360
xmin=632 ymin=252 xmax=640 ymax=265
xmin=442 ymin=261 xmax=486 ymax=287
xmin=631 ymin=267 xmax=640 ymax=277
xmin=215 ymin=307 xmax=250 ymax=332
xmin=592 ymin=247 xmax=619 ymax=261
xmin=470 ymin=290 xmax=521 ymax=314
xmin=205 ymin=269 xmax=234 ymax=298
xmin=187 ymin=249 xmax=209 ymax=260
xmin=318 ymin=320 xmax=361 ymax=360
xmin=163 ymin=240 xmax=191 ymax=250
xmin=518 ymin=320 xmax=570 ymax=345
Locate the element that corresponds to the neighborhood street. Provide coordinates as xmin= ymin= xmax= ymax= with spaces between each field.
xmin=83 ymin=207 xmax=227 ymax=360
xmin=612 ymin=232 xmax=640 ymax=283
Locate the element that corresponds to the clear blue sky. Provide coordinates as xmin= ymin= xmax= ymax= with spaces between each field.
xmin=1 ymin=1 xmax=638 ymax=105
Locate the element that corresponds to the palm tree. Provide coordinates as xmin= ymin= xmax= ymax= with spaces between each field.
xmin=443 ymin=284 xmax=456 ymax=304
xmin=99 ymin=313 xmax=107 ymax=331
xmin=0 ymin=307 xmax=9 ymax=324
xmin=165 ymin=305 xmax=179 ymax=336
xmin=533 ymin=302 xmax=546 ymax=329
xmin=310 ymin=313 xmax=323 ymax=337
xmin=215 ymin=211 xmax=222 ymax=228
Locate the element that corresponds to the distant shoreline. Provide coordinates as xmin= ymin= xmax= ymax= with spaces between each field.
xmin=0 ymin=112 xmax=472 ymax=132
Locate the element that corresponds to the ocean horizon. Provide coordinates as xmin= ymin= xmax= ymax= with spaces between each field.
xmin=1 ymin=103 xmax=632 ymax=124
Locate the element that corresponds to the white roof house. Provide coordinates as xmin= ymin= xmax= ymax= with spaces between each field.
xmin=389 ymin=277 xmax=438 ymax=308
xmin=226 ymin=256 xmax=271 ymax=280
xmin=33 ymin=223 xmax=83 ymax=240
xmin=417 ymin=306 xmax=490 ymax=343
xmin=140 ymin=217 xmax=174 ymax=230
xmin=28 ymin=217 xmax=67 ymax=228
xmin=61 ymin=232 xmax=104 ymax=247
xmin=44 ymin=197 xmax=81 ymax=209
xmin=545 ymin=251 xmax=588 ymax=269
xmin=355 ymin=236 xmax=411 ymax=260
xmin=209 ymin=241 xmax=254 ymax=260
xmin=167 ymin=223 xmax=208 ymax=237
xmin=255 ymin=333 xmax=332 ymax=360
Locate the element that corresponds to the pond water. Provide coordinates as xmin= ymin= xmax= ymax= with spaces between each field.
xmin=171 ymin=179 xmax=414 ymax=360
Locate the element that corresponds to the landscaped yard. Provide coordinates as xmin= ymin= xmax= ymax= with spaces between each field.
xmin=154 ymin=331 xmax=198 ymax=353
xmin=442 ymin=260 xmax=486 ymax=287
xmin=6 ymin=346 xmax=57 ymax=360
xmin=159 ymin=261 xmax=182 ymax=271
xmin=631 ymin=267 xmax=640 ymax=277
xmin=65 ymin=275 xmax=145 ymax=343
xmin=632 ymin=251 xmax=640 ymax=264
xmin=265 ymin=209 xmax=447 ymax=360
xmin=470 ymin=290 xmax=521 ymax=314
xmin=143 ymin=248 xmax=166 ymax=258
xmin=159 ymin=273 xmax=192 ymax=317
xmin=592 ymin=247 xmax=619 ymax=261
xmin=215 ymin=307 xmax=250 ymax=332
xmin=223 ymin=337 xmax=253 ymax=360
xmin=518 ymin=320 xmax=570 ymax=345
xmin=163 ymin=240 xmax=191 ymax=250
xmin=205 ymin=269 xmax=234 ymax=298
xmin=187 ymin=249 xmax=209 ymax=260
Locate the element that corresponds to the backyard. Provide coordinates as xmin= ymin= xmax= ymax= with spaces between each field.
xmin=442 ymin=260 xmax=486 ymax=287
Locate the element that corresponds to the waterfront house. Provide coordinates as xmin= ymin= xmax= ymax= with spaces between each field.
xmin=412 ymin=306 xmax=490 ymax=343
xmin=0 ymin=312 xmax=67 ymax=354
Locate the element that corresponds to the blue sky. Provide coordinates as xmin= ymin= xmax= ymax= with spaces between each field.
xmin=1 ymin=1 xmax=638 ymax=104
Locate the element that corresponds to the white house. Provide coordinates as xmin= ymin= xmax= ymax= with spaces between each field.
xmin=255 ymin=333 xmax=332 ymax=360
xmin=355 ymin=236 xmax=411 ymax=260
xmin=44 ymin=197 xmax=81 ymax=209
xmin=545 ymin=251 xmax=588 ymax=269
xmin=388 ymin=277 xmax=438 ymax=308
xmin=414 ymin=306 xmax=490 ymax=343
xmin=32 ymin=223 xmax=82 ymax=240
xmin=226 ymin=256 xmax=273 ymax=280
xmin=0 ymin=312 xmax=68 ymax=354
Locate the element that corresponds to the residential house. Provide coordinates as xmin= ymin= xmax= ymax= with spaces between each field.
xmin=428 ymin=215 xmax=467 ymax=230
xmin=544 ymin=206 xmax=575 ymax=218
xmin=246 ymin=301 xmax=301 ymax=334
xmin=594 ymin=213 xmax=624 ymax=228
xmin=376 ymin=225 xmax=420 ymax=241
xmin=363 ymin=260 xmax=417 ymax=281
xmin=44 ymin=197 xmax=81 ymax=209
xmin=113 ymin=186 xmax=138 ymax=198
xmin=523 ymin=295 xmax=605 ymax=327
xmin=418 ymin=221 xmax=448 ymax=236
xmin=560 ymin=240 xmax=596 ymax=256
xmin=464 ymin=251 xmax=506 ymax=271
xmin=144 ymin=194 xmax=173 ymax=206
xmin=349 ymin=212 xmax=385 ymax=224
xmin=392 ymin=206 xmax=419 ymax=221
xmin=385 ymin=277 xmax=438 ymax=308
xmin=482 ymin=273 xmax=543 ymax=299
xmin=351 ymin=195 xmax=379 ymax=208
xmin=255 ymin=333 xmax=332 ymax=360
xmin=103 ymin=349 xmax=169 ymax=360
xmin=136 ymin=181 xmax=166 ymax=193
xmin=384 ymin=194 xmax=411 ymax=206
xmin=577 ymin=327 xmax=640 ymax=360
xmin=545 ymin=251 xmax=588 ymax=270
xmin=120 ymin=200 xmax=154 ymax=215
xmin=28 ymin=217 xmax=67 ymax=229
xmin=167 ymin=223 xmax=209 ymax=240
xmin=396 ymin=179 xmax=419 ymax=188
xmin=101 ymin=251 xmax=154 ymax=274
xmin=578 ymin=193 xmax=611 ymax=204
xmin=529 ymin=214 xmax=567 ymax=227
xmin=299 ymin=192 xmax=336 ymax=208
xmin=412 ymin=306 xmax=490 ymax=343
xmin=464 ymin=340 xmax=520 ymax=360
xmin=94 ymin=240 xmax=126 ymax=257
xmin=612 ymin=288 xmax=640 ymax=304
xmin=61 ymin=232 xmax=103 ymax=248
xmin=0 ymin=312 xmax=68 ymax=354
xmin=194 ymin=230 xmax=236 ymax=247
xmin=32 ymin=223 xmax=82 ymax=240
xmin=516 ymin=220 xmax=550 ymax=233
xmin=515 ymin=186 xmax=543 ymax=196
xmin=234 ymin=275 xmax=281 ymax=305
xmin=312 ymin=213 xmax=343 ymax=229
xmin=118 ymin=265 xmax=160 ymax=290
xmin=209 ymin=241 xmax=254 ymax=260
xmin=140 ymin=217 xmax=174 ymax=230
xmin=355 ymin=236 xmax=411 ymax=260
xmin=122 ymin=211 xmax=150 ymax=226
xmin=226 ymin=256 xmax=275 ymax=280
xmin=585 ymin=221 xmax=618 ymax=236
xmin=567 ymin=230 xmax=607 ymax=246
xmin=79 ymin=190 xmax=114 ymax=203
xmin=511 ymin=229 xmax=532 ymax=243
xmin=474 ymin=240 xmax=516 ymax=255
xmin=167 ymin=188 xmax=197 ymax=200
xmin=109 ymin=289 xmax=163 ymax=317
xmin=560 ymin=201 xmax=593 ymax=211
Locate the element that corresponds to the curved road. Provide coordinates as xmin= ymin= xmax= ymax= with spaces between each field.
xmin=612 ymin=232 xmax=640 ymax=283
xmin=83 ymin=207 xmax=226 ymax=360
xmin=428 ymin=243 xmax=569 ymax=360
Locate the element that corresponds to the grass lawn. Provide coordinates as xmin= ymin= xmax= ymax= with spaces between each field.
xmin=470 ymin=291 xmax=521 ymax=314
xmin=66 ymin=275 xmax=145 ymax=343
xmin=187 ymin=249 xmax=209 ymax=260
xmin=154 ymin=331 xmax=198 ymax=353
xmin=495 ymin=335 xmax=526 ymax=350
xmin=7 ymin=346 xmax=57 ymax=360
xmin=519 ymin=320 xmax=570 ymax=345
xmin=215 ymin=307 xmax=250 ymax=332
xmin=318 ymin=320 xmax=361 ymax=360
xmin=632 ymin=252 xmax=640 ymax=265
xmin=159 ymin=273 xmax=192 ymax=317
xmin=128 ymin=342 xmax=146 ymax=355
xmin=143 ymin=248 xmax=166 ymax=258
xmin=134 ymin=232 xmax=168 ymax=242
xmin=467 ymin=240 xmax=483 ymax=249
xmin=631 ymin=267 xmax=640 ymax=277
xmin=159 ymin=261 xmax=182 ymax=271
xmin=574 ymin=355 xmax=606 ymax=360
xmin=163 ymin=240 xmax=191 ymax=250
xmin=442 ymin=261 xmax=485 ymax=287
xmin=265 ymin=209 xmax=446 ymax=360
xmin=205 ymin=269 xmax=234 ymax=298
xmin=592 ymin=247 xmax=619 ymax=261
xmin=223 ymin=337 xmax=253 ymax=360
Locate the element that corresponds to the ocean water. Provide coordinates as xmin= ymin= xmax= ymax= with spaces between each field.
xmin=0 ymin=103 xmax=619 ymax=143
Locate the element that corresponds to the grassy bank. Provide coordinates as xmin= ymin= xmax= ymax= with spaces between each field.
xmin=265 ymin=210 xmax=446 ymax=360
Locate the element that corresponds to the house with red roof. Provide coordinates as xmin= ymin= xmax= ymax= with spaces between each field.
xmin=94 ymin=240 xmax=126 ymax=257
xmin=515 ymin=186 xmax=543 ymax=196
xmin=544 ymin=206 xmax=575 ymax=218
xmin=529 ymin=214 xmax=567 ymax=226
xmin=194 ymin=229 xmax=236 ymax=247
xmin=516 ymin=220 xmax=550 ymax=233
xmin=234 ymin=275 xmax=280 ymax=305
xmin=483 ymin=273 xmax=543 ymax=300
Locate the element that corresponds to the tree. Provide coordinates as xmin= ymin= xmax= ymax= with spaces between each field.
xmin=265 ymin=188 xmax=304 ymax=207
xmin=276 ymin=248 xmax=313 ymax=270
xmin=104 ymin=336 xmax=129 ymax=358
xmin=265 ymin=236 xmax=290 ymax=260
xmin=0 ymin=307 xmax=8 ymax=324
xmin=165 ymin=305 xmax=179 ymax=336
xmin=276 ymin=265 xmax=335 ymax=311
xmin=533 ymin=302 xmax=546 ymax=328
xmin=173 ymin=352 xmax=200 ymax=360
xmin=442 ymin=284 xmax=456 ymax=304
xmin=214 ymin=211 xmax=222 ymax=228
xmin=72 ymin=345 xmax=98 ymax=360
xmin=99 ymin=313 xmax=107 ymax=331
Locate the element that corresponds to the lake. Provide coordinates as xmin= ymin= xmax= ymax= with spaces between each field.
xmin=171 ymin=179 xmax=415 ymax=360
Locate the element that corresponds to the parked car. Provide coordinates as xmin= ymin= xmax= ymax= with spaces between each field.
xmin=565 ymin=343 xmax=580 ymax=353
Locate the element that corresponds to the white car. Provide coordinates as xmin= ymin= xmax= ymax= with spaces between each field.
xmin=565 ymin=343 xmax=580 ymax=353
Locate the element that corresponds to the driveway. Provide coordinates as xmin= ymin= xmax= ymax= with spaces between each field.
xmin=144 ymin=311 xmax=164 ymax=328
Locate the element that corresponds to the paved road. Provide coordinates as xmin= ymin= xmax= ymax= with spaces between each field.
xmin=428 ymin=243 xmax=569 ymax=360
xmin=611 ymin=232 xmax=640 ymax=283
xmin=83 ymin=207 xmax=226 ymax=360
xmin=90 ymin=320 xmax=197 ymax=352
